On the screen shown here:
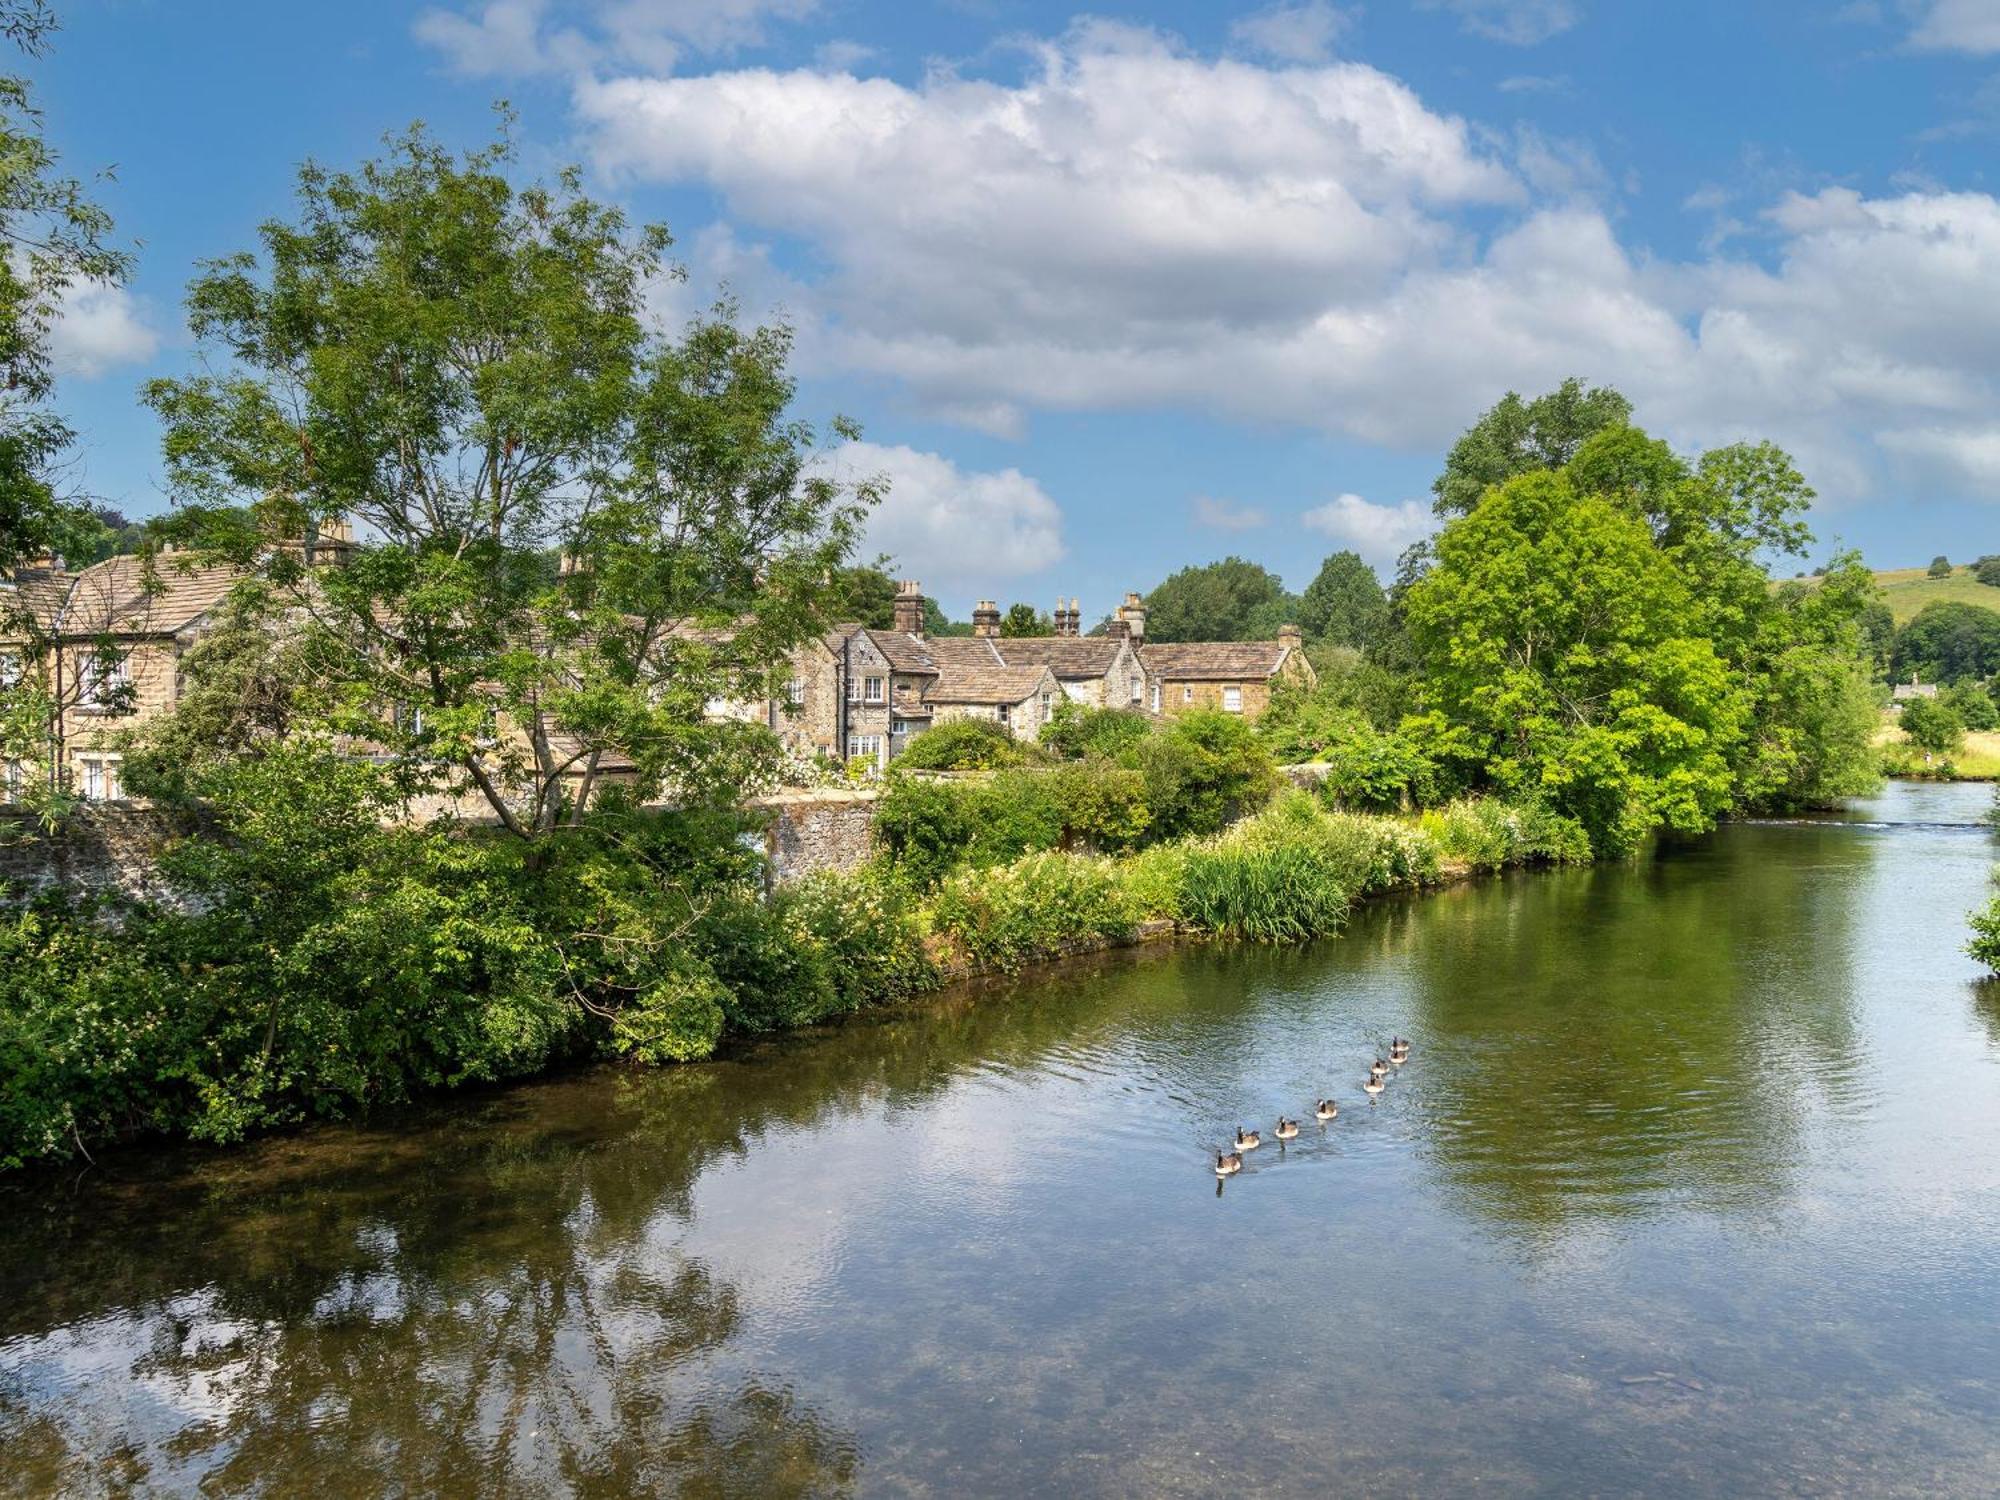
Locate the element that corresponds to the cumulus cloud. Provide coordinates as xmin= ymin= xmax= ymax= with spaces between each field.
xmin=415 ymin=0 xmax=816 ymax=75
xmin=46 ymin=279 xmax=160 ymax=378
xmin=1906 ymin=0 xmax=2000 ymax=54
xmin=834 ymin=441 xmax=1065 ymax=592
xmin=1420 ymin=0 xmax=1583 ymax=46
xmin=1192 ymin=495 xmax=1269 ymax=531
xmin=1228 ymin=1 xmax=1350 ymax=63
xmin=565 ymin=21 xmax=2000 ymax=511
xmin=1302 ymin=493 xmax=1433 ymax=571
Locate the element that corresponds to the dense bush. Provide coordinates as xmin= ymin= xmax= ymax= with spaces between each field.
xmin=1969 ymin=886 xmax=2000 ymax=972
xmin=1040 ymin=701 xmax=1151 ymax=760
xmin=1892 ymin=603 xmax=2000 ymax=684
xmin=1127 ymin=710 xmax=1278 ymax=839
xmin=930 ymin=853 xmax=1136 ymax=970
xmin=1901 ymin=695 xmax=1965 ymax=757
xmin=1941 ymin=681 xmax=1998 ymax=732
xmin=890 ymin=717 xmax=1030 ymax=771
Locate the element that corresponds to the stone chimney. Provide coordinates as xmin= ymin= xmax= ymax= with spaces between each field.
xmin=893 ymin=579 xmax=926 ymax=636
xmin=1054 ymin=597 xmax=1078 ymax=637
xmin=307 ymin=514 xmax=356 ymax=569
xmin=1278 ymin=623 xmax=1302 ymax=651
xmin=1115 ymin=591 xmax=1147 ymax=643
xmin=972 ymin=599 xmax=1002 ymax=638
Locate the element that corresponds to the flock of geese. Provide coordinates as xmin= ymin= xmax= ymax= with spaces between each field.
xmin=1214 ymin=1035 xmax=1410 ymax=1177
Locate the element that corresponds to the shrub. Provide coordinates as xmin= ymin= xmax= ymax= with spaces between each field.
xmin=1126 ymin=709 xmax=1278 ymax=840
xmin=1971 ymin=885 xmax=2000 ymax=972
xmin=892 ymin=718 xmax=1028 ymax=771
xmin=874 ymin=776 xmax=977 ymax=887
xmin=1048 ymin=760 xmax=1151 ymax=851
xmin=781 ymin=870 xmax=938 ymax=1011
xmin=1901 ymin=694 xmax=1965 ymax=757
xmin=1040 ymin=701 xmax=1152 ymax=760
xmin=930 ymin=852 xmax=1136 ymax=970
xmin=1976 ymin=555 xmax=2000 ymax=588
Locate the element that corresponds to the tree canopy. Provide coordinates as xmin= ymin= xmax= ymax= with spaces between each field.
xmin=1297 ymin=550 xmax=1387 ymax=649
xmin=144 ymin=124 xmax=876 ymax=842
xmin=1143 ymin=557 xmax=1299 ymax=642
xmin=1407 ymin=409 xmax=1878 ymax=849
xmin=1890 ymin=602 xmax=2000 ymax=683
xmin=1431 ymin=377 xmax=1632 ymax=517
xmin=1001 ymin=602 xmax=1050 ymax=637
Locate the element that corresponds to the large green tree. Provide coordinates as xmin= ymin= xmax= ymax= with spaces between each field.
xmin=1297 ymin=550 xmax=1388 ymax=649
xmin=1143 ymin=557 xmax=1299 ymax=642
xmin=144 ymin=124 xmax=876 ymax=843
xmin=1000 ymin=602 xmax=1051 ymax=637
xmin=1431 ymin=377 xmax=1632 ymax=517
xmin=1408 ymin=405 xmax=1878 ymax=847
xmin=0 ymin=2 xmax=129 ymax=575
xmin=1407 ymin=469 xmax=1747 ymax=852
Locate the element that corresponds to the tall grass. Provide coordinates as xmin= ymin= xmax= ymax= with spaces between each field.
xmin=1175 ymin=840 xmax=1352 ymax=941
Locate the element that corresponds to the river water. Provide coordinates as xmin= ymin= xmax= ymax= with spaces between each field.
xmin=5 ymin=780 xmax=2000 ymax=1497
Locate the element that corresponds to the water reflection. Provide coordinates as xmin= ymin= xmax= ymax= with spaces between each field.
xmin=4 ymin=783 xmax=2000 ymax=1496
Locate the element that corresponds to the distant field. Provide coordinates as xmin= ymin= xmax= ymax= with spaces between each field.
xmin=1788 ymin=563 xmax=2000 ymax=624
xmin=1877 ymin=722 xmax=2000 ymax=781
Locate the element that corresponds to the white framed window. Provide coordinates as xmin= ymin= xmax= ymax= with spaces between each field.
xmin=786 ymin=678 xmax=805 ymax=706
xmin=847 ymin=734 xmax=882 ymax=761
xmin=77 ymin=753 xmax=123 ymax=801
xmin=1182 ymin=685 xmax=1193 ymax=704
xmin=1040 ymin=690 xmax=1053 ymax=717
xmin=1151 ymin=682 xmax=1161 ymax=713
xmin=1222 ymin=685 xmax=1243 ymax=713
xmin=863 ymin=675 xmax=885 ymax=704
xmin=1129 ymin=675 xmax=1142 ymax=704
xmin=75 ymin=652 xmax=129 ymax=713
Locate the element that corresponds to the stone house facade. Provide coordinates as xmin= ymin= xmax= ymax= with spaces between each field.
xmin=1138 ymin=625 xmax=1317 ymax=721
xmin=1 ymin=551 xmax=245 ymax=803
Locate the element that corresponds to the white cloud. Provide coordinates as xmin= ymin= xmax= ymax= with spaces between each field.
xmin=1302 ymin=493 xmax=1433 ymax=571
xmin=834 ymin=441 xmax=1065 ymax=592
xmin=1421 ymin=0 xmax=1583 ymax=45
xmin=1906 ymin=0 xmax=2000 ymax=54
xmin=1192 ymin=495 xmax=1269 ymax=531
xmin=46 ymin=279 xmax=160 ymax=378
xmin=1229 ymin=1 xmax=1350 ymax=63
xmin=1497 ymin=72 xmax=1571 ymax=93
xmin=415 ymin=0 xmax=816 ymax=75
xmin=569 ymin=22 xmax=2000 ymax=512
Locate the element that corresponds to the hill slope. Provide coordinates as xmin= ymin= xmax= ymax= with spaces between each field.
xmin=1789 ymin=564 xmax=2000 ymax=624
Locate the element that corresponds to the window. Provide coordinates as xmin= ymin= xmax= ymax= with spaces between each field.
xmin=75 ymin=652 xmax=129 ymax=713
xmin=996 ymin=703 xmax=1010 ymax=726
xmin=847 ymin=734 xmax=882 ymax=761
xmin=1182 ymin=685 xmax=1193 ymax=704
xmin=0 ymin=650 xmax=19 ymax=688
xmin=77 ymin=753 xmax=122 ymax=801
xmin=1129 ymin=675 xmax=1142 ymax=704
xmin=1040 ymin=690 xmax=1054 ymax=717
xmin=786 ymin=678 xmax=805 ymax=707
xmin=863 ymin=675 xmax=885 ymax=704
xmin=3 ymin=759 xmax=24 ymax=802
xmin=1223 ymin=685 xmax=1243 ymax=713
xmin=1151 ymin=682 xmax=1161 ymax=713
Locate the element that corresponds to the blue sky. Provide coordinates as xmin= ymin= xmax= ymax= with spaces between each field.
xmin=29 ymin=0 xmax=2000 ymax=613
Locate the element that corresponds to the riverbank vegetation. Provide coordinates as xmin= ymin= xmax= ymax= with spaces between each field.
xmin=0 ymin=61 xmax=1895 ymax=1169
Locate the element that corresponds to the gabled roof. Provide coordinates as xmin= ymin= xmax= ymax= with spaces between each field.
xmin=862 ymin=628 xmax=941 ymax=675
xmin=990 ymin=635 xmax=1126 ymax=678
xmin=1138 ymin=640 xmax=1294 ymax=681
xmin=924 ymin=661 xmax=1057 ymax=705
xmin=4 ymin=553 xmax=246 ymax=641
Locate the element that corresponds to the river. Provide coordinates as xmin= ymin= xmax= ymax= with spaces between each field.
xmin=5 ymin=780 xmax=2000 ymax=1496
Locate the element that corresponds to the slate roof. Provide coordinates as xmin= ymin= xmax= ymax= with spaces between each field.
xmin=924 ymin=662 xmax=1057 ymax=705
xmin=1138 ymin=641 xmax=1295 ymax=681
xmin=862 ymin=628 xmax=942 ymax=675
xmin=989 ymin=636 xmax=1125 ymax=678
xmin=2 ymin=553 xmax=246 ymax=640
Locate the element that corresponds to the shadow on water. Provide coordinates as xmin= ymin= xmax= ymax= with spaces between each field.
xmin=4 ymin=782 xmax=2000 ymax=1496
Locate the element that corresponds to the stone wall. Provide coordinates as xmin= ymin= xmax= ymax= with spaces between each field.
xmin=752 ymin=789 xmax=879 ymax=885
xmin=0 ymin=804 xmax=202 ymax=905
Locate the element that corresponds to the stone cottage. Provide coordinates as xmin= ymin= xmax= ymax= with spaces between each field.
xmin=1138 ymin=625 xmax=1316 ymax=720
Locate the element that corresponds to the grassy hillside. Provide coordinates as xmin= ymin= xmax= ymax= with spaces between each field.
xmin=1788 ymin=563 xmax=2000 ymax=624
